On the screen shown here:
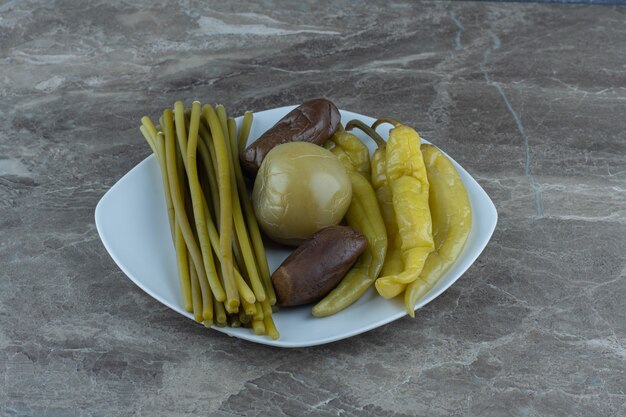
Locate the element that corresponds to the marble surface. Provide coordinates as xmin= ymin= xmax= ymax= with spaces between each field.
xmin=1 ymin=1 xmax=625 ymax=416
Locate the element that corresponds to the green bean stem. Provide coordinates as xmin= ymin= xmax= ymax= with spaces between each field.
xmin=141 ymin=116 xmax=158 ymax=139
xmin=215 ymin=105 xmax=229 ymax=145
xmin=241 ymin=298 xmax=257 ymax=316
xmin=226 ymin=117 xmax=266 ymax=302
xmin=195 ymin=157 xmax=256 ymax=305
xmin=201 ymin=198 xmax=256 ymax=305
xmin=251 ymin=319 xmax=265 ymax=335
xmin=260 ymin=298 xmax=279 ymax=339
xmin=152 ymin=132 xmax=176 ymax=239
xmin=179 ymin=110 xmax=223 ymax=318
xmin=141 ymin=106 xmax=280 ymax=337
xmin=182 ymin=202 xmax=207 ymax=309
xmin=203 ymin=265 xmax=214 ymax=326
xmin=175 ymin=217 xmax=193 ymax=313
xmin=140 ymin=118 xmax=158 ymax=155
xmin=195 ymin=132 xmax=257 ymax=306
xmin=239 ymin=310 xmax=252 ymax=324
xmin=196 ymin=135 xmax=220 ymax=222
xmin=188 ymin=254 xmax=203 ymax=322
xmin=203 ymin=104 xmax=238 ymax=312
xmin=185 ymin=101 xmax=225 ymax=318
xmin=263 ymin=315 xmax=279 ymax=340
xmin=260 ymin=299 xmax=273 ymax=317
xmin=142 ymin=127 xmax=192 ymax=313
xmin=229 ymin=115 xmax=276 ymax=305
xmin=174 ymin=101 xmax=188 ymax=170
xmin=139 ymin=125 xmax=158 ymax=164
xmin=214 ymin=297 xmax=227 ymax=327
xmin=237 ymin=111 xmax=253 ymax=153
xmin=182 ymin=114 xmax=215 ymax=322
xmin=163 ymin=108 xmax=225 ymax=307
xmin=199 ymin=122 xmax=222 ymax=222
xmin=253 ymin=301 xmax=264 ymax=322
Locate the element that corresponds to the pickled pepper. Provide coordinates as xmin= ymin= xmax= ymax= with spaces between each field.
xmin=373 ymin=118 xmax=434 ymax=299
xmin=404 ymin=144 xmax=472 ymax=316
xmin=312 ymin=171 xmax=387 ymax=316
xmin=324 ymin=126 xmax=371 ymax=178
xmin=313 ymin=124 xmax=387 ymax=317
xmin=345 ymin=120 xmax=405 ymax=278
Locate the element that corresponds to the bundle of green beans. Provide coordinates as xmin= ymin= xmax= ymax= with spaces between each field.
xmin=139 ymin=101 xmax=279 ymax=340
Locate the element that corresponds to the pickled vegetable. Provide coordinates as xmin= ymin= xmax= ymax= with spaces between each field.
xmin=240 ymin=98 xmax=340 ymax=178
xmin=272 ymin=226 xmax=367 ymax=307
xmin=252 ymin=142 xmax=352 ymax=246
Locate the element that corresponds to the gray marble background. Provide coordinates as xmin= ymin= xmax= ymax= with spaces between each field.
xmin=1 ymin=1 xmax=625 ymax=416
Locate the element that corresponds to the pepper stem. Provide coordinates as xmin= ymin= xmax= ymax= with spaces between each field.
xmin=371 ymin=117 xmax=401 ymax=130
xmin=345 ymin=119 xmax=387 ymax=148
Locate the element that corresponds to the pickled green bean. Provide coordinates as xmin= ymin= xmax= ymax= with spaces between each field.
xmin=237 ymin=111 xmax=253 ymax=153
xmin=203 ymin=104 xmax=237 ymax=312
xmin=260 ymin=299 xmax=273 ymax=317
xmin=139 ymin=125 xmax=158 ymax=163
xmin=189 ymin=254 xmax=203 ymax=322
xmin=199 ymin=196 xmax=256 ymax=305
xmin=214 ymin=297 xmax=227 ymax=327
xmin=228 ymin=116 xmax=276 ymax=305
xmin=252 ymin=319 xmax=265 ymax=335
xmin=174 ymin=101 xmax=188 ymax=170
xmin=185 ymin=101 xmax=225 ymax=317
xmin=253 ymin=301 xmax=264 ymax=322
xmin=239 ymin=310 xmax=252 ymax=324
xmin=140 ymin=117 xmax=158 ymax=156
xmin=197 ymin=137 xmax=220 ymax=223
xmin=153 ymin=132 xmax=176 ymax=239
xmin=175 ymin=213 xmax=192 ymax=313
xmin=226 ymin=117 xmax=266 ymax=303
xmin=139 ymin=103 xmax=280 ymax=339
xmin=263 ymin=315 xmax=279 ymax=340
xmin=241 ymin=298 xmax=257 ymax=316
xmin=164 ymin=109 xmax=225 ymax=306
xmin=141 ymin=125 xmax=192 ymax=312
xmin=215 ymin=105 xmax=229 ymax=145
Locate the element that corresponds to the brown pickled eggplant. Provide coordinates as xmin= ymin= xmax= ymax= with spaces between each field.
xmin=272 ymin=226 xmax=367 ymax=307
xmin=240 ymin=98 xmax=341 ymax=178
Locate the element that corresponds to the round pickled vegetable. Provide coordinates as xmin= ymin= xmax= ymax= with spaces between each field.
xmin=252 ymin=142 xmax=352 ymax=246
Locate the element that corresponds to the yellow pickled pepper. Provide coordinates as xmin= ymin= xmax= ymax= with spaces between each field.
xmin=327 ymin=129 xmax=371 ymax=178
xmin=404 ymin=144 xmax=472 ymax=316
xmin=313 ymin=127 xmax=387 ymax=317
xmin=374 ymin=118 xmax=434 ymax=299
xmin=371 ymin=146 xmax=404 ymax=277
xmin=344 ymin=119 xmax=404 ymax=277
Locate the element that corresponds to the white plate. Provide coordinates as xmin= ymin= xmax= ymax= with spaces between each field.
xmin=95 ymin=106 xmax=497 ymax=348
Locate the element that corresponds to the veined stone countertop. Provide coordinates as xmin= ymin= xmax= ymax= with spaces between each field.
xmin=1 ymin=1 xmax=625 ymax=416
